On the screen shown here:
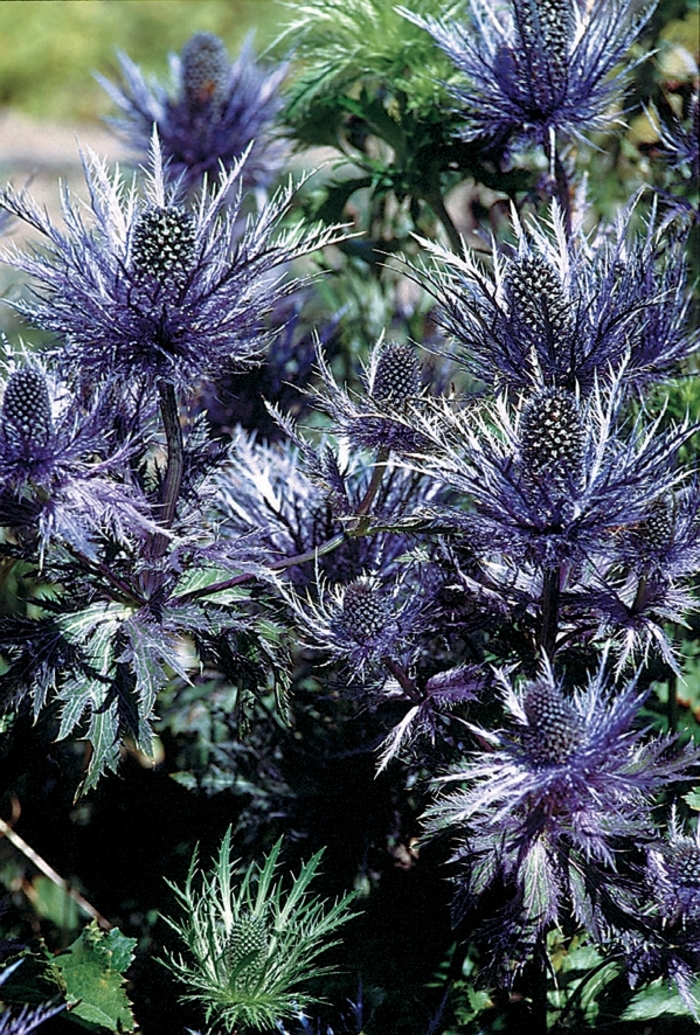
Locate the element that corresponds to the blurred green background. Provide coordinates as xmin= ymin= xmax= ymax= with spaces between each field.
xmin=0 ymin=0 xmax=283 ymax=123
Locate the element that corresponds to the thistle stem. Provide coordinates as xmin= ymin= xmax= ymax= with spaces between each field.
xmin=423 ymin=189 xmax=464 ymax=257
xmin=158 ymin=380 xmax=184 ymax=530
xmin=552 ymin=147 xmax=572 ymax=240
xmin=540 ymin=566 xmax=560 ymax=658
xmin=382 ymin=658 xmax=422 ymax=703
xmin=355 ymin=449 xmax=389 ymax=525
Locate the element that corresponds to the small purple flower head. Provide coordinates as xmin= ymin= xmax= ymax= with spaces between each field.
xmin=619 ymin=810 xmax=700 ymax=1022
xmin=402 ymin=0 xmax=653 ymax=149
xmin=405 ymin=373 xmax=696 ymax=574
xmin=0 ymin=364 xmax=153 ymax=556
xmin=0 ymin=137 xmax=343 ymax=395
xmin=410 ymin=201 xmax=696 ymax=396
xmin=99 ymin=32 xmax=288 ymax=196
xmin=423 ymin=659 xmax=699 ymax=952
xmin=281 ymin=569 xmax=423 ymax=683
xmin=563 ymin=486 xmax=700 ymax=672
xmin=313 ymin=337 xmax=430 ymax=455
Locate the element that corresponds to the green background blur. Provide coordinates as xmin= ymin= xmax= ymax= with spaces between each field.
xmin=0 ymin=0 xmax=283 ymax=123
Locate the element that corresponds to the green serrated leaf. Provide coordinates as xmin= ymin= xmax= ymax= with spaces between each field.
xmin=50 ymin=921 xmax=136 ymax=1032
xmin=684 ymin=787 xmax=700 ymax=810
xmin=622 ymin=978 xmax=696 ymax=1020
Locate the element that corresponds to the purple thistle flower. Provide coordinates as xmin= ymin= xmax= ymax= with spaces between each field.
xmin=0 ymin=137 xmax=344 ymax=395
xmin=561 ymin=486 xmax=700 ymax=672
xmin=404 ymin=373 xmax=696 ymax=572
xmin=280 ymin=570 xmax=424 ymax=684
xmin=0 ymin=364 xmax=154 ymax=556
xmin=619 ymin=809 xmax=700 ymax=1021
xmin=98 ymin=32 xmax=288 ymax=197
xmin=312 ymin=337 xmax=432 ymax=455
xmin=423 ymin=659 xmax=699 ymax=959
xmin=408 ymin=200 xmax=696 ymax=396
xmin=401 ymin=0 xmax=654 ymax=150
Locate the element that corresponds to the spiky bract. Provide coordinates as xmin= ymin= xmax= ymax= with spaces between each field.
xmin=423 ymin=661 xmax=699 ymax=968
xmin=408 ymin=201 xmax=695 ymax=396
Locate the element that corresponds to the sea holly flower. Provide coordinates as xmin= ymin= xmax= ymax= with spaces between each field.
xmin=561 ymin=486 xmax=700 ymax=672
xmin=0 ymin=365 xmax=153 ymax=556
xmin=401 ymin=0 xmax=654 ymax=151
xmin=98 ymin=32 xmax=288 ymax=197
xmin=618 ymin=810 xmax=700 ymax=1022
xmin=422 ymin=661 xmax=699 ymax=965
xmin=403 ymin=373 xmax=695 ymax=573
xmin=0 ymin=137 xmax=344 ymax=396
xmin=281 ymin=570 xmax=425 ymax=685
xmin=312 ymin=337 xmax=431 ymax=455
xmin=407 ymin=201 xmax=695 ymax=396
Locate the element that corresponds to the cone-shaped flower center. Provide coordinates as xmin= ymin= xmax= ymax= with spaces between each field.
xmin=370 ymin=342 xmax=421 ymax=402
xmin=519 ymin=388 xmax=585 ymax=489
xmin=130 ymin=206 xmax=197 ymax=289
xmin=181 ymin=32 xmax=229 ymax=108
xmin=224 ymin=913 xmax=268 ymax=982
xmin=338 ymin=579 xmax=391 ymax=645
xmin=637 ymin=494 xmax=676 ymax=552
xmin=521 ymin=678 xmax=584 ymax=765
xmin=517 ymin=0 xmax=574 ymax=61
xmin=670 ymin=844 xmax=700 ymax=888
xmin=1 ymin=367 xmax=53 ymax=459
xmin=505 ymin=254 xmax=572 ymax=339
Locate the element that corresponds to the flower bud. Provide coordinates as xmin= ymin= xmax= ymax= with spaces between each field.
xmin=369 ymin=342 xmax=420 ymax=403
xmin=519 ymin=388 xmax=585 ymax=489
xmin=224 ymin=913 xmax=268 ymax=982
xmin=337 ymin=578 xmax=392 ymax=645
xmin=505 ymin=254 xmax=572 ymax=340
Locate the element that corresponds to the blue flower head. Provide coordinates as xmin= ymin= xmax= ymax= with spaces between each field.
xmin=409 ymin=200 xmax=696 ymax=396
xmin=0 ymin=364 xmax=152 ymax=557
xmin=402 ymin=0 xmax=654 ymax=150
xmin=99 ymin=32 xmax=288 ymax=196
xmin=0 ymin=137 xmax=343 ymax=395
xmin=619 ymin=810 xmax=700 ymax=1022
xmin=423 ymin=660 xmax=699 ymax=962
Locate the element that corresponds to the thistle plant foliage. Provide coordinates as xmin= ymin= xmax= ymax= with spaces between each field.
xmin=0 ymin=7 xmax=698 ymax=1034
xmin=160 ymin=829 xmax=357 ymax=1033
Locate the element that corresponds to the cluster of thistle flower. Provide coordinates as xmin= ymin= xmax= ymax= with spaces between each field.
xmin=0 ymin=1 xmax=698 ymax=1023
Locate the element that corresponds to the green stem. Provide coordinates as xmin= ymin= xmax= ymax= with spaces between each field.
xmin=424 ymin=189 xmax=464 ymax=257
xmin=147 ymin=381 xmax=184 ymax=562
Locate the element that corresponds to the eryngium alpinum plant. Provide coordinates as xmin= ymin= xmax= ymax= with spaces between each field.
xmin=160 ymin=829 xmax=356 ymax=1032
xmin=0 ymin=3 xmax=698 ymax=1032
